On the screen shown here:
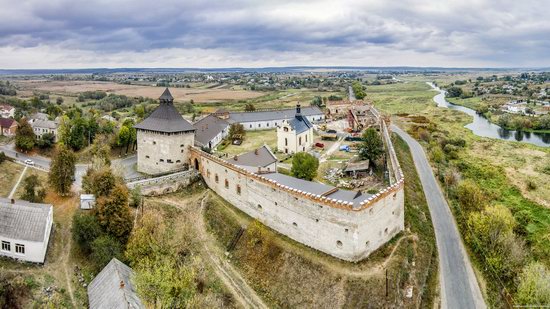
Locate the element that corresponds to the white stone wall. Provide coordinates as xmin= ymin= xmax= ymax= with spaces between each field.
xmin=0 ymin=207 xmax=52 ymax=263
xmin=33 ymin=127 xmax=58 ymax=141
xmin=240 ymin=114 xmax=325 ymax=131
xmin=277 ymin=120 xmax=314 ymax=154
xmin=136 ymin=129 xmax=195 ymax=175
xmin=199 ymin=155 xmax=404 ymax=262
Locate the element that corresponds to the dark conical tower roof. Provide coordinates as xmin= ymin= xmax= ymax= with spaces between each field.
xmin=159 ymin=88 xmax=174 ymax=102
xmin=134 ymin=88 xmax=195 ymax=133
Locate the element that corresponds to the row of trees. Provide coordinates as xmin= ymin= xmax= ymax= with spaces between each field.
xmin=352 ymin=81 xmax=366 ymax=99
xmin=497 ymin=113 xmax=550 ymax=131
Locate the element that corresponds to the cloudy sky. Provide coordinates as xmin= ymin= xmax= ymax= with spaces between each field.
xmin=0 ymin=0 xmax=548 ymax=69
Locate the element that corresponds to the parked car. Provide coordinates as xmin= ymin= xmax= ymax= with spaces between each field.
xmin=315 ymin=142 xmax=325 ymax=148
xmin=326 ymin=129 xmax=337 ymax=134
xmin=24 ymin=159 xmax=34 ymax=166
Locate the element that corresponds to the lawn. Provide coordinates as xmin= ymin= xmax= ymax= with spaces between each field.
xmin=14 ymin=167 xmax=49 ymax=199
xmin=0 ymin=161 xmax=25 ymax=198
xmin=218 ymin=129 xmax=278 ymax=156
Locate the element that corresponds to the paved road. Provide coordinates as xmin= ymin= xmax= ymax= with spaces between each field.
xmin=392 ymin=125 xmax=486 ymax=309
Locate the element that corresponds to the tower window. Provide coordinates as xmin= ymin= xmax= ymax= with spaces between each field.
xmin=236 ymin=185 xmax=241 ymax=195
xmin=225 ymin=179 xmax=229 ymax=188
xmin=336 ymin=241 xmax=342 ymax=248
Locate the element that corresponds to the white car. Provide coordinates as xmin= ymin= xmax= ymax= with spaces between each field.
xmin=24 ymin=159 xmax=35 ymax=166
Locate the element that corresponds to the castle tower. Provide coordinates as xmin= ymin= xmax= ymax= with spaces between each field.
xmin=134 ymin=88 xmax=195 ymax=175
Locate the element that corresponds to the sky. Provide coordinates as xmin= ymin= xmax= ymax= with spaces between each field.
xmin=0 ymin=0 xmax=548 ymax=69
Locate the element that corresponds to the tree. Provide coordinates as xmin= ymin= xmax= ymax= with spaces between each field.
xmin=291 ymin=152 xmax=319 ymax=181
xmin=95 ymin=184 xmax=133 ymax=243
xmin=125 ymin=211 xmax=169 ymax=264
xmin=36 ymin=132 xmax=55 ymax=149
xmin=15 ymin=118 xmax=36 ymax=152
xmin=228 ymin=123 xmax=245 ymax=140
xmin=516 ymin=262 xmax=550 ymax=306
xmin=311 ymin=96 xmax=323 ymax=107
xmin=456 ymin=179 xmax=485 ymax=213
xmin=129 ymin=186 xmax=142 ymax=208
xmin=21 ymin=175 xmax=46 ymax=203
xmin=72 ymin=212 xmax=104 ymax=254
xmin=358 ymin=128 xmax=384 ymax=165
xmin=82 ymin=167 xmax=116 ymax=198
xmin=352 ymin=81 xmax=366 ymax=99
xmin=446 ymin=86 xmax=463 ymax=98
xmin=91 ymin=235 xmax=124 ymax=271
xmin=244 ymin=103 xmax=256 ymax=112
xmin=0 ymin=152 xmax=7 ymax=165
xmin=56 ymin=97 xmax=64 ymax=105
xmin=48 ymin=146 xmax=76 ymax=195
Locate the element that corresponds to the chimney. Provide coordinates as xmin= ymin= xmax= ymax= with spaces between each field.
xmin=296 ymin=104 xmax=301 ymax=116
xmin=10 ymin=198 xmax=15 ymax=204
xmin=254 ymin=149 xmax=259 ymax=155
xmin=120 ymin=280 xmax=125 ymax=289
xmin=233 ymin=155 xmax=238 ymax=161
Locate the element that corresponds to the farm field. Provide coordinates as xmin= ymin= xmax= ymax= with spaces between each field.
xmin=13 ymin=80 xmax=264 ymax=103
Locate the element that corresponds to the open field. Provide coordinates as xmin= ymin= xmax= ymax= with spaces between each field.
xmin=14 ymin=80 xmax=264 ymax=103
xmin=0 ymin=161 xmax=25 ymax=197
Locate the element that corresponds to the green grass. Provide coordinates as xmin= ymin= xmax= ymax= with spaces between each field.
xmin=219 ymin=129 xmax=278 ymax=156
xmin=365 ymin=82 xmax=436 ymax=115
xmin=0 ymin=161 xmax=24 ymax=198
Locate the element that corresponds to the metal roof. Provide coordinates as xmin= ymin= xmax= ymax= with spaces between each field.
xmin=193 ymin=115 xmax=230 ymax=146
xmin=231 ymin=145 xmax=277 ymax=168
xmin=31 ymin=119 xmax=58 ymax=129
xmin=0 ymin=117 xmax=16 ymax=128
xmin=88 ymin=258 xmax=145 ymax=309
xmin=228 ymin=106 xmax=323 ymax=123
xmin=134 ymin=89 xmax=195 ymax=133
xmin=288 ymin=115 xmax=313 ymax=134
xmin=0 ymin=198 xmax=52 ymax=242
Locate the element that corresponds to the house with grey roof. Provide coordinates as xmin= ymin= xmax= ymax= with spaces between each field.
xmin=277 ymin=105 xmax=314 ymax=154
xmin=31 ymin=119 xmax=59 ymax=141
xmin=193 ymin=114 xmax=230 ymax=149
xmin=134 ymin=88 xmax=196 ymax=175
xmin=230 ymin=145 xmax=278 ymax=172
xmin=87 ymin=258 xmax=145 ymax=309
xmin=227 ymin=106 xmax=324 ymax=131
xmin=0 ymin=198 xmax=53 ymax=263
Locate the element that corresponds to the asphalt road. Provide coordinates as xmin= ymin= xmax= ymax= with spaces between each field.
xmin=392 ymin=125 xmax=485 ymax=309
xmin=0 ymin=143 xmax=138 ymax=190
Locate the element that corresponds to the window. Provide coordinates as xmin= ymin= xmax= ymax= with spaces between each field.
xmin=225 ymin=179 xmax=229 ymax=188
xmin=1 ymin=241 xmax=10 ymax=251
xmin=257 ymin=204 xmax=262 ymax=209
xmin=215 ymin=174 xmax=219 ymax=183
xmin=285 ymin=138 xmax=288 ymax=146
xmin=249 ymin=124 xmax=252 ymax=128
xmin=292 ymin=222 xmax=297 ymax=227
xmin=236 ymin=185 xmax=241 ymax=195
xmin=145 ymin=155 xmax=150 ymax=159
xmin=284 ymin=127 xmax=288 ymax=132
xmin=15 ymin=244 xmax=24 ymax=254
xmin=366 ymin=241 xmax=370 ymax=247
xmin=181 ymin=149 xmax=184 ymax=153
xmin=180 ymin=144 xmax=184 ymax=147
xmin=159 ymin=159 xmax=164 ymax=162
xmin=267 ymin=123 xmax=269 ymax=127
xmin=176 ymin=160 xmax=181 ymax=163
xmin=167 ymin=159 xmax=173 ymax=163
xmin=258 ymin=124 xmax=261 ymax=127
xmin=207 ymin=170 xmax=211 ymax=178
xmin=345 ymin=228 xmax=349 ymax=233
xmin=305 ymin=135 xmax=308 ymax=142
xmin=384 ymin=228 xmax=388 ymax=234
xmin=153 ymin=141 xmax=156 ymax=145
xmin=336 ymin=240 xmax=343 ymax=248
xmin=315 ymin=219 xmax=319 ymax=223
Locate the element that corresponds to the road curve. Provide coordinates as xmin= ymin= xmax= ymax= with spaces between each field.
xmin=391 ymin=125 xmax=486 ymax=309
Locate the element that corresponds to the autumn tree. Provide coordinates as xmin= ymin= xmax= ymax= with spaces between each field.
xmin=359 ymin=128 xmax=384 ymax=165
xmin=244 ymin=103 xmax=256 ymax=112
xmin=291 ymin=152 xmax=319 ymax=181
xmin=228 ymin=123 xmax=245 ymax=140
xmin=82 ymin=167 xmax=116 ymax=198
xmin=15 ymin=118 xmax=36 ymax=152
xmin=95 ymin=184 xmax=133 ymax=243
xmin=48 ymin=146 xmax=76 ymax=195
xmin=21 ymin=174 xmax=46 ymax=203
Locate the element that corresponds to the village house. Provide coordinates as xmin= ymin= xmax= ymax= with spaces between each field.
xmin=0 ymin=117 xmax=17 ymax=136
xmin=0 ymin=198 xmax=53 ymax=264
xmin=230 ymin=145 xmax=278 ymax=172
xmin=134 ymin=88 xmax=196 ymax=175
xmin=31 ymin=119 xmax=59 ymax=141
xmin=277 ymin=104 xmax=314 ymax=154
xmin=193 ymin=114 xmax=230 ymax=149
xmin=0 ymin=104 xmax=15 ymax=118
xmin=87 ymin=258 xmax=145 ymax=309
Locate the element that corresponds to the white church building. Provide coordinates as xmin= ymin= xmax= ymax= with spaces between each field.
xmin=277 ymin=104 xmax=314 ymax=154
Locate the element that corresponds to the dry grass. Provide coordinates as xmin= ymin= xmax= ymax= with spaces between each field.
xmin=14 ymin=168 xmax=49 ymax=199
xmin=15 ymin=80 xmax=263 ymax=103
xmin=218 ymin=129 xmax=278 ymax=156
xmin=0 ymin=161 xmax=25 ymax=198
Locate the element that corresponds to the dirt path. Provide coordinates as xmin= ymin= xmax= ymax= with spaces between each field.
xmin=159 ymin=194 xmax=268 ymax=309
xmin=61 ymin=232 xmax=76 ymax=308
xmin=8 ymin=165 xmax=28 ymax=199
xmin=320 ymin=136 xmax=344 ymax=163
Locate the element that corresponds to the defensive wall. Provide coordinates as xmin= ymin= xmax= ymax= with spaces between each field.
xmin=189 ymin=110 xmax=405 ymax=262
xmin=126 ymin=169 xmax=199 ymax=196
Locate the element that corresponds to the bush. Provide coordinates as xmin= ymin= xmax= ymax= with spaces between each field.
xmin=290 ymin=152 xmax=319 ymax=181
xmin=526 ymin=180 xmax=537 ymax=191
xmin=91 ymin=235 xmax=124 ymax=270
xmin=456 ymin=179 xmax=485 ymax=213
xmin=516 ymin=262 xmax=550 ymax=306
xmin=72 ymin=212 xmax=104 ymax=254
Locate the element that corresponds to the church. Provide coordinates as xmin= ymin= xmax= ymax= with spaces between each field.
xmin=277 ymin=104 xmax=314 ymax=154
xmin=134 ymin=88 xmax=195 ymax=175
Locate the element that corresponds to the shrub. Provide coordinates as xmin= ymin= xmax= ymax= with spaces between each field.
xmin=90 ymin=235 xmax=124 ymax=270
xmin=72 ymin=212 xmax=104 ymax=254
xmin=290 ymin=152 xmax=319 ymax=181
xmin=456 ymin=179 xmax=485 ymax=213
xmin=516 ymin=262 xmax=550 ymax=306
xmin=526 ymin=180 xmax=537 ymax=191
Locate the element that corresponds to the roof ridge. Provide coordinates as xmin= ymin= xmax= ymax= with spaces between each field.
xmin=111 ymin=258 xmax=132 ymax=309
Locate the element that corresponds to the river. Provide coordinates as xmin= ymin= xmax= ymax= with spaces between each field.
xmin=428 ymin=83 xmax=550 ymax=147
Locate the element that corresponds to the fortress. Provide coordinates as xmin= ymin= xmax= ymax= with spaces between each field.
xmin=136 ymin=89 xmax=404 ymax=262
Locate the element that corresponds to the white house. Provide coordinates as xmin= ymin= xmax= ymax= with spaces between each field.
xmin=277 ymin=105 xmax=314 ymax=154
xmin=0 ymin=104 xmax=15 ymax=118
xmin=193 ymin=114 xmax=230 ymax=149
xmin=0 ymin=198 xmax=53 ymax=263
xmin=226 ymin=106 xmax=324 ymax=131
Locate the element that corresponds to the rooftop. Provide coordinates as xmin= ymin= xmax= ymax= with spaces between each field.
xmin=134 ymin=88 xmax=195 ymax=133
xmin=0 ymin=198 xmax=52 ymax=242
xmin=231 ymin=145 xmax=277 ymax=168
xmin=88 ymin=258 xmax=145 ymax=309
xmin=228 ymin=106 xmax=323 ymax=123
xmin=286 ymin=105 xmax=313 ymax=134
xmin=0 ymin=117 xmax=16 ymax=128
xmin=31 ymin=119 xmax=58 ymax=129
xmin=193 ymin=114 xmax=230 ymax=147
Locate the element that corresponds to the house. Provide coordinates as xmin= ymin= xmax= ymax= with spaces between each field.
xmin=31 ymin=119 xmax=59 ymax=141
xmin=80 ymin=194 xmax=96 ymax=210
xmin=227 ymin=106 xmax=324 ymax=131
xmin=277 ymin=105 xmax=314 ymax=154
xmin=134 ymin=88 xmax=196 ymax=175
xmin=193 ymin=114 xmax=230 ymax=149
xmin=87 ymin=258 xmax=145 ymax=309
xmin=230 ymin=145 xmax=278 ymax=172
xmin=0 ymin=104 xmax=15 ymax=118
xmin=0 ymin=198 xmax=53 ymax=263
xmin=0 ymin=117 xmax=17 ymax=136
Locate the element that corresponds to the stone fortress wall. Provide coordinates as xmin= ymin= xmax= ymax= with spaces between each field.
xmin=137 ymin=130 xmax=195 ymax=174
xmin=189 ymin=107 xmax=405 ymax=262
